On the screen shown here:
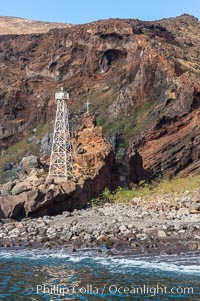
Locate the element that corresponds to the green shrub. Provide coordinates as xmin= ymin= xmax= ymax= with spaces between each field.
xmin=111 ymin=186 xmax=137 ymax=203
xmin=97 ymin=117 xmax=106 ymax=126
xmin=89 ymin=174 xmax=200 ymax=207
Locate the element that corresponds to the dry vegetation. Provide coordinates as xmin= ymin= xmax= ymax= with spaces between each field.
xmin=0 ymin=16 xmax=71 ymax=35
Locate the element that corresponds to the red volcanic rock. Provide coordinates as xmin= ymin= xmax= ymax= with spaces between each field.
xmin=0 ymin=114 xmax=114 ymax=219
xmin=0 ymin=14 xmax=200 ymax=180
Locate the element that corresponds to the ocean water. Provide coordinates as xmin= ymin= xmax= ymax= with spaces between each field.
xmin=0 ymin=249 xmax=199 ymax=300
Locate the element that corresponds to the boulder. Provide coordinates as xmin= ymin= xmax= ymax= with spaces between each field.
xmin=40 ymin=133 xmax=52 ymax=155
xmin=190 ymin=209 xmax=200 ymax=214
xmin=190 ymin=202 xmax=200 ymax=211
xmin=12 ymin=182 xmax=30 ymax=195
xmin=24 ymin=190 xmax=45 ymax=216
xmin=177 ymin=207 xmax=189 ymax=217
xmin=0 ymin=194 xmax=26 ymax=219
xmin=1 ymin=181 xmax=16 ymax=195
xmin=45 ymin=177 xmax=54 ymax=185
xmin=21 ymin=155 xmax=40 ymax=174
xmin=119 ymin=225 xmax=127 ymax=232
xmin=157 ymin=230 xmax=167 ymax=238
xmin=27 ymin=136 xmax=36 ymax=143
xmin=3 ymin=162 xmax=13 ymax=172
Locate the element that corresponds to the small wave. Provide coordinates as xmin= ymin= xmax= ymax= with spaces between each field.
xmin=0 ymin=248 xmax=91 ymax=263
xmin=0 ymin=248 xmax=200 ymax=275
xmin=100 ymin=256 xmax=200 ymax=275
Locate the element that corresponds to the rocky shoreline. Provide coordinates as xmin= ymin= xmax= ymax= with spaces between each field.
xmin=0 ymin=189 xmax=200 ymax=256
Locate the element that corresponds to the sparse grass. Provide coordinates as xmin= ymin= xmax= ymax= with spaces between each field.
xmin=0 ymin=169 xmax=19 ymax=184
xmin=73 ymin=87 xmax=154 ymax=151
xmin=98 ymin=101 xmax=154 ymax=155
xmin=34 ymin=122 xmax=53 ymax=140
xmin=0 ymin=138 xmax=36 ymax=172
xmin=75 ymin=88 xmax=114 ymax=113
xmin=149 ymin=175 xmax=200 ymax=195
xmin=102 ymin=101 xmax=153 ymax=139
xmin=96 ymin=117 xmax=106 ymax=126
xmin=89 ymin=174 xmax=200 ymax=207
xmin=0 ymin=121 xmax=53 ymax=182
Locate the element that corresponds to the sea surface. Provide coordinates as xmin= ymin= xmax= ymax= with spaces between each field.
xmin=0 ymin=248 xmax=199 ymax=300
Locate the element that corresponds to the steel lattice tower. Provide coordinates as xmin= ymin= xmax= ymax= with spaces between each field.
xmin=49 ymin=87 xmax=74 ymax=180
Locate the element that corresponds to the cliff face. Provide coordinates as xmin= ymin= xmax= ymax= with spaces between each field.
xmin=0 ymin=113 xmax=114 ymax=219
xmin=0 ymin=14 xmax=200 ymax=179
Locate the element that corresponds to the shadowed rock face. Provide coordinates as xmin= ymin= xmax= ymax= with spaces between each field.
xmin=0 ymin=14 xmax=200 ymax=179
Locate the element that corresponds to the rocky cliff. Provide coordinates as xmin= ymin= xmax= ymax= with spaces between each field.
xmin=0 ymin=14 xmax=200 ymax=182
xmin=0 ymin=113 xmax=114 ymax=219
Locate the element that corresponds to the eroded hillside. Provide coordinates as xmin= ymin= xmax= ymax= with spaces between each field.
xmin=0 ymin=16 xmax=71 ymax=35
xmin=0 ymin=14 xmax=200 ymax=181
